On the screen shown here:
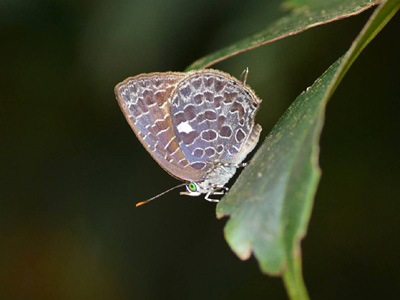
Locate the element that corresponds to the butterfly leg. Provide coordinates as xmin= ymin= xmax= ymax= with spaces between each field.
xmin=204 ymin=192 xmax=219 ymax=202
xmin=211 ymin=190 xmax=225 ymax=195
xmin=210 ymin=183 xmax=229 ymax=192
xmin=211 ymin=185 xmax=229 ymax=195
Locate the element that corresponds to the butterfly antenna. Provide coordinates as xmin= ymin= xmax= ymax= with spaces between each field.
xmin=135 ymin=183 xmax=187 ymax=207
xmin=240 ymin=67 xmax=249 ymax=85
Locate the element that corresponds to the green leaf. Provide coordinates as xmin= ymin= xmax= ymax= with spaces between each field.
xmin=218 ymin=55 xmax=340 ymax=272
xmin=186 ymin=0 xmax=380 ymax=71
xmin=216 ymin=0 xmax=399 ymax=299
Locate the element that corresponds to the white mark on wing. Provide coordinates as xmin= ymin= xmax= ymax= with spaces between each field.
xmin=177 ymin=121 xmax=194 ymax=134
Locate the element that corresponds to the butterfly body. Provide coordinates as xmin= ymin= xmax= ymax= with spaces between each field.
xmin=115 ymin=69 xmax=262 ymax=202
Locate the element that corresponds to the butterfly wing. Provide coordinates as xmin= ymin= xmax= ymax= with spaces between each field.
xmin=115 ymin=72 xmax=205 ymax=182
xmin=170 ymin=69 xmax=262 ymax=175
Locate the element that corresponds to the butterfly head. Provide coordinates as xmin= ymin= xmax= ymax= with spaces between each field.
xmin=180 ymin=181 xmax=202 ymax=197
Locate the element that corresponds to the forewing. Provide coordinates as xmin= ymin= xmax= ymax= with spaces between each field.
xmin=170 ymin=69 xmax=261 ymax=174
xmin=115 ymin=72 xmax=204 ymax=182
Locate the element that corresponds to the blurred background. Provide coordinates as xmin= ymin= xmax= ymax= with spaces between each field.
xmin=1 ymin=0 xmax=399 ymax=299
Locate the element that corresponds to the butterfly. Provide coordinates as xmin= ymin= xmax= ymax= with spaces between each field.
xmin=114 ymin=69 xmax=262 ymax=206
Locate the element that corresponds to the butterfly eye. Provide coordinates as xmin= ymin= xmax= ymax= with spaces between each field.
xmin=188 ymin=182 xmax=197 ymax=192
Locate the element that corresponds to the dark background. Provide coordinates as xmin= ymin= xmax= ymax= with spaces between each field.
xmin=1 ymin=0 xmax=399 ymax=299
